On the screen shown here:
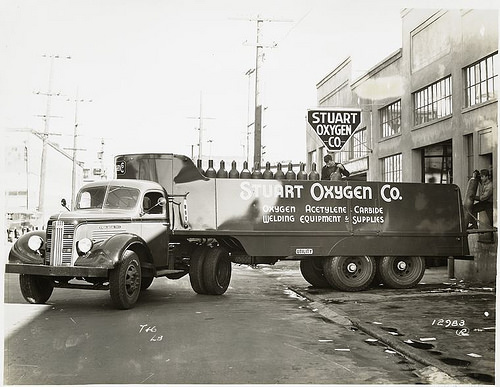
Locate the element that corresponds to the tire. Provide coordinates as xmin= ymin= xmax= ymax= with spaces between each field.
xmin=189 ymin=246 xmax=209 ymax=294
xmin=140 ymin=276 xmax=154 ymax=290
xmin=323 ymin=256 xmax=376 ymax=292
xmin=109 ymin=250 xmax=142 ymax=309
xmin=19 ymin=274 xmax=54 ymax=304
xmin=299 ymin=259 xmax=330 ymax=288
xmin=378 ymin=256 xmax=426 ymax=289
xmin=203 ymin=247 xmax=232 ymax=295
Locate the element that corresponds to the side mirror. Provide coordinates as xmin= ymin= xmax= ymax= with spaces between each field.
xmin=61 ymin=198 xmax=70 ymax=211
xmin=158 ymin=197 xmax=167 ymax=206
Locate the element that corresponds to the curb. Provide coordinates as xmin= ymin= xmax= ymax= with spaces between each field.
xmin=289 ymin=286 xmax=478 ymax=385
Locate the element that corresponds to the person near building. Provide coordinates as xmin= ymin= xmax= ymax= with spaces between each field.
xmin=470 ymin=169 xmax=493 ymax=228
xmin=321 ymin=154 xmax=350 ymax=181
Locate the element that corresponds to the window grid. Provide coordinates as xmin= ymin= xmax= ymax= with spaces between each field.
xmin=382 ymin=154 xmax=402 ymax=182
xmin=414 ymin=77 xmax=452 ymax=125
xmin=465 ymin=53 xmax=498 ymax=107
xmin=380 ymin=100 xmax=401 ymax=138
xmin=351 ymin=128 xmax=366 ymax=159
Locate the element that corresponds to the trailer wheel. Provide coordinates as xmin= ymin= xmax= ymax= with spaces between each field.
xmin=203 ymin=247 xmax=232 ymax=295
xmin=323 ymin=256 xmax=376 ymax=292
xmin=299 ymin=259 xmax=330 ymax=288
xmin=19 ymin=274 xmax=54 ymax=304
xmin=189 ymin=246 xmax=209 ymax=294
xmin=379 ymin=256 xmax=426 ymax=289
xmin=140 ymin=277 xmax=154 ymax=290
xmin=109 ymin=250 xmax=142 ymax=309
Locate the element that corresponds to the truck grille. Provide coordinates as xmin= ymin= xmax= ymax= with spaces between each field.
xmin=46 ymin=220 xmax=75 ymax=266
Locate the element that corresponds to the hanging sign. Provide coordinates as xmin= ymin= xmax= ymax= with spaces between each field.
xmin=307 ymin=109 xmax=361 ymax=151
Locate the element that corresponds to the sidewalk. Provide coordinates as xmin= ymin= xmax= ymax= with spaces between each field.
xmin=273 ymin=263 xmax=496 ymax=384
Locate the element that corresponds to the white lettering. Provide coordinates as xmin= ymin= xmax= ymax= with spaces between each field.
xmin=310 ymin=183 xmax=373 ymax=202
xmin=240 ymin=182 xmax=304 ymax=200
xmin=381 ymin=184 xmax=402 ymax=203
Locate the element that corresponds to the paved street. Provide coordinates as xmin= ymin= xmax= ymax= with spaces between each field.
xmin=264 ymin=261 xmax=496 ymax=384
xmin=5 ymin=264 xmax=422 ymax=385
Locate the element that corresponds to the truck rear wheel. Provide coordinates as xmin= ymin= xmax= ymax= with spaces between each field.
xmin=203 ymin=247 xmax=232 ymax=295
xmin=19 ymin=274 xmax=54 ymax=304
xmin=299 ymin=259 xmax=330 ymax=288
xmin=323 ymin=256 xmax=376 ymax=292
xmin=189 ymin=246 xmax=209 ymax=294
xmin=110 ymin=250 xmax=142 ymax=309
xmin=379 ymin=256 xmax=425 ymax=289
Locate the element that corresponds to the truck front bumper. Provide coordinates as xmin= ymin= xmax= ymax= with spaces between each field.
xmin=5 ymin=263 xmax=109 ymax=277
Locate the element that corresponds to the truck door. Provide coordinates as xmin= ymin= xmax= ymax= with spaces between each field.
xmin=140 ymin=190 xmax=169 ymax=268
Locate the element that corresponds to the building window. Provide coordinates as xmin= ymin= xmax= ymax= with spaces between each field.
xmin=380 ymin=100 xmax=401 ymax=138
xmin=381 ymin=154 xmax=402 ymax=182
xmin=421 ymin=141 xmax=453 ymax=184
xmin=414 ymin=76 xmax=452 ymax=126
xmin=464 ymin=53 xmax=498 ymax=107
xmin=351 ymin=128 xmax=367 ymax=159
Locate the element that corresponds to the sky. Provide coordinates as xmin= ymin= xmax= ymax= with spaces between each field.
xmin=1 ymin=0 xmax=496 ymax=173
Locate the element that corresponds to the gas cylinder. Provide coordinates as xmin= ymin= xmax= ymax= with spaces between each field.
xmin=217 ymin=160 xmax=228 ymax=178
xmin=252 ymin=162 xmax=263 ymax=179
xmin=308 ymin=163 xmax=320 ymax=180
xmin=240 ymin=161 xmax=251 ymax=179
xmin=229 ymin=160 xmax=240 ymax=178
xmin=285 ymin=162 xmax=296 ymax=180
xmin=197 ymin=159 xmax=205 ymax=175
xmin=274 ymin=162 xmax=285 ymax=180
xmin=205 ymin=160 xmax=217 ymax=178
xmin=263 ymin=162 xmax=274 ymax=179
xmin=297 ymin=162 xmax=307 ymax=180
xmin=464 ymin=169 xmax=480 ymax=227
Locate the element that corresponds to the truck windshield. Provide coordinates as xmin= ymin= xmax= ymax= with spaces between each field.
xmin=76 ymin=185 xmax=140 ymax=210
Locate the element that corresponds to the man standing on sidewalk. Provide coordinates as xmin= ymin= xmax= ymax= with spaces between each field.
xmin=471 ymin=169 xmax=493 ymax=228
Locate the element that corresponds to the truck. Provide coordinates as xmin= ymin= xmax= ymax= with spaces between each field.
xmin=6 ymin=153 xmax=472 ymax=309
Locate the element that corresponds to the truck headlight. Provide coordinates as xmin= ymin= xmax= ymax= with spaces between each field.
xmin=77 ymin=238 xmax=93 ymax=255
xmin=27 ymin=235 xmax=44 ymax=252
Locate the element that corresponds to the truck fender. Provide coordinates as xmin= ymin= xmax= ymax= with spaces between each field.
xmin=75 ymin=233 xmax=153 ymax=270
xmin=8 ymin=230 xmax=46 ymax=265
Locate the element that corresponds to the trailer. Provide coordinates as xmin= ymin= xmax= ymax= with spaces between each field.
xmin=6 ymin=153 xmax=471 ymax=309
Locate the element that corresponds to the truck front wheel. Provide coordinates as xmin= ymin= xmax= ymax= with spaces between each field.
xmin=203 ymin=247 xmax=231 ymax=295
xmin=300 ymin=259 xmax=330 ymax=288
xmin=323 ymin=256 xmax=376 ymax=292
xmin=378 ymin=256 xmax=426 ymax=289
xmin=19 ymin=274 xmax=54 ymax=304
xmin=110 ymin=250 xmax=142 ymax=309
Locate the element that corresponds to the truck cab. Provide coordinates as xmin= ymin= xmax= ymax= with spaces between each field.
xmin=7 ymin=179 xmax=184 ymax=309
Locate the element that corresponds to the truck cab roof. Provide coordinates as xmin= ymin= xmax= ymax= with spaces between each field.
xmin=80 ymin=179 xmax=166 ymax=192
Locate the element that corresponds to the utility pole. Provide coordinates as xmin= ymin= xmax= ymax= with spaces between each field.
xmin=65 ymin=92 xmax=92 ymax=207
xmin=37 ymin=54 xmax=71 ymax=219
xmin=97 ymin=138 xmax=107 ymax=180
xmin=245 ymin=68 xmax=255 ymax=164
xmin=188 ymin=91 xmax=215 ymax=160
xmin=242 ymin=16 xmax=290 ymax=167
xmin=253 ymin=17 xmax=264 ymax=168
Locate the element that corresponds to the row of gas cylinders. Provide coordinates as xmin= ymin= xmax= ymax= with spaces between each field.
xmin=196 ymin=159 xmax=321 ymax=180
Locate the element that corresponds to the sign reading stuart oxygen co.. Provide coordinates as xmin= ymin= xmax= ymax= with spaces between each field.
xmin=307 ymin=109 xmax=361 ymax=151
